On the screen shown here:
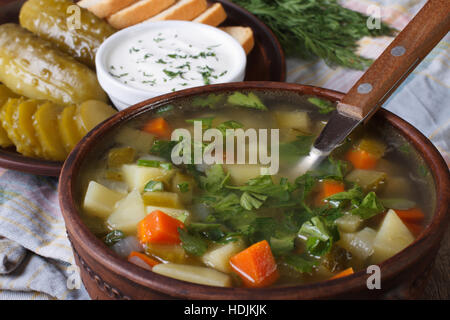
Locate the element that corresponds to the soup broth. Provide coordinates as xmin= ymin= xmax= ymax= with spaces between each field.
xmin=78 ymin=90 xmax=431 ymax=288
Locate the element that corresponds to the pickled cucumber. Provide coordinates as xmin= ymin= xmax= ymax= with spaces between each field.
xmin=33 ymin=102 xmax=67 ymax=161
xmin=19 ymin=0 xmax=116 ymax=68
xmin=108 ymin=147 xmax=136 ymax=168
xmin=17 ymin=100 xmax=44 ymax=157
xmin=0 ymin=85 xmax=18 ymax=147
xmin=1 ymin=98 xmax=37 ymax=156
xmin=0 ymin=24 xmax=107 ymax=106
xmin=0 ymin=85 xmax=19 ymax=107
xmin=11 ymin=100 xmax=39 ymax=157
xmin=75 ymin=100 xmax=117 ymax=135
xmin=0 ymin=99 xmax=19 ymax=143
xmin=59 ymin=105 xmax=82 ymax=153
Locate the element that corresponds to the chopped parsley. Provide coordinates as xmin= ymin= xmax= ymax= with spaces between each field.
xmin=227 ymin=92 xmax=268 ymax=110
xmin=144 ymin=181 xmax=164 ymax=192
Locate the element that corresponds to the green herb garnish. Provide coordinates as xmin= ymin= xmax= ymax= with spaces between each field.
xmin=156 ymin=104 xmax=174 ymax=114
xmin=178 ymin=228 xmax=208 ymax=256
xmin=163 ymin=69 xmax=185 ymax=79
xmin=283 ymin=254 xmax=320 ymax=273
xmin=104 ymin=230 xmax=124 ymax=246
xmin=240 ymin=191 xmax=268 ymax=210
xmin=231 ymin=0 xmax=395 ymax=69
xmin=280 ymin=135 xmax=315 ymax=162
xmin=308 ymin=97 xmax=335 ymax=114
xmin=227 ymin=92 xmax=268 ymax=110
xmin=160 ymin=162 xmax=173 ymax=170
xmin=137 ymin=159 xmax=161 ymax=167
xmin=177 ymin=182 xmax=190 ymax=193
xmin=150 ymin=140 xmax=179 ymax=160
xmin=217 ymin=120 xmax=244 ymax=135
xmin=137 ymin=159 xmax=172 ymax=170
xmin=144 ymin=181 xmax=164 ymax=192
xmin=350 ymin=191 xmax=385 ymax=219
xmin=192 ymin=94 xmax=224 ymax=109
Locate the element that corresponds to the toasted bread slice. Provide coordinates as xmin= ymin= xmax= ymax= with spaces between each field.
xmin=193 ymin=3 xmax=227 ymax=27
xmin=220 ymin=26 xmax=255 ymax=54
xmin=146 ymin=0 xmax=207 ymax=22
xmin=78 ymin=0 xmax=139 ymax=19
xmin=108 ymin=0 xmax=176 ymax=29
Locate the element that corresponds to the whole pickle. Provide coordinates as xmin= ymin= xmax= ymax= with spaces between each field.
xmin=0 ymin=24 xmax=107 ymax=106
xmin=19 ymin=0 xmax=116 ymax=68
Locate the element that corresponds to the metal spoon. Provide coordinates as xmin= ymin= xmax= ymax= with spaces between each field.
xmin=297 ymin=0 xmax=450 ymax=174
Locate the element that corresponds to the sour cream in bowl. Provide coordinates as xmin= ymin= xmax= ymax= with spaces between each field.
xmin=96 ymin=21 xmax=247 ymax=110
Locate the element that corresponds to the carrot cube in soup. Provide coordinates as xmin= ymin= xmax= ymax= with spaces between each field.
xmin=321 ymin=180 xmax=345 ymax=198
xmin=316 ymin=180 xmax=345 ymax=205
xmin=346 ymin=149 xmax=378 ymax=170
xmin=330 ymin=267 xmax=354 ymax=280
xmin=138 ymin=210 xmax=184 ymax=244
xmin=404 ymin=222 xmax=423 ymax=237
xmin=128 ymin=251 xmax=160 ymax=269
xmin=394 ymin=208 xmax=425 ymax=224
xmin=393 ymin=208 xmax=425 ymax=237
xmin=229 ymin=240 xmax=279 ymax=288
xmin=143 ymin=117 xmax=171 ymax=139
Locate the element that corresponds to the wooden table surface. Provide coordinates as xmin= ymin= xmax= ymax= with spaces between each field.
xmin=423 ymin=227 xmax=450 ymax=299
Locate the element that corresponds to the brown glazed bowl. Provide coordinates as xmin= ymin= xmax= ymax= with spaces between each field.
xmin=59 ymin=82 xmax=450 ymax=300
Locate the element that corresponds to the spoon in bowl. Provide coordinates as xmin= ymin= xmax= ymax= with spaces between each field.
xmin=297 ymin=0 xmax=450 ymax=174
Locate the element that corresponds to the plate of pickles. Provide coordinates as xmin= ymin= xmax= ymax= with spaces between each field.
xmin=0 ymin=0 xmax=125 ymax=175
xmin=0 ymin=0 xmax=285 ymax=176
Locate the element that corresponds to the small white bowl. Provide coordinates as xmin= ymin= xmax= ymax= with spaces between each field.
xmin=96 ymin=21 xmax=247 ymax=111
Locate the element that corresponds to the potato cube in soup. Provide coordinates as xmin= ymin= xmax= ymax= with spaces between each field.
xmin=357 ymin=138 xmax=386 ymax=158
xmin=146 ymin=244 xmax=187 ymax=264
xmin=371 ymin=209 xmax=414 ymax=264
xmin=108 ymin=147 xmax=136 ymax=168
xmin=274 ymin=111 xmax=311 ymax=133
xmin=201 ymin=239 xmax=245 ymax=273
xmin=381 ymin=176 xmax=413 ymax=198
xmin=338 ymin=227 xmax=377 ymax=261
xmin=145 ymin=206 xmax=190 ymax=223
xmin=171 ymin=172 xmax=195 ymax=204
xmin=335 ymin=214 xmax=363 ymax=233
xmin=345 ymin=169 xmax=386 ymax=192
xmin=122 ymin=164 xmax=175 ymax=192
xmin=152 ymin=263 xmax=232 ymax=287
xmin=115 ymin=127 xmax=155 ymax=154
xmin=223 ymin=164 xmax=263 ymax=185
xmin=143 ymin=191 xmax=183 ymax=209
xmin=107 ymin=190 xmax=146 ymax=234
xmin=83 ymin=181 xmax=125 ymax=218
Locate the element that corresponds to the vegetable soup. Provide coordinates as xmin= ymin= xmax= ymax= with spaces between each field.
xmin=78 ymin=90 xmax=432 ymax=288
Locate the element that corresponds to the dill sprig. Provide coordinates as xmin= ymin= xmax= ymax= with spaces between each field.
xmin=231 ymin=0 xmax=396 ymax=69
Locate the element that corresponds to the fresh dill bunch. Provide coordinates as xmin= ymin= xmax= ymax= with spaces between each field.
xmin=231 ymin=0 xmax=396 ymax=70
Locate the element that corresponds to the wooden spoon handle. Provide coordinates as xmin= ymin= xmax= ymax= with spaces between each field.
xmin=337 ymin=0 xmax=450 ymax=120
